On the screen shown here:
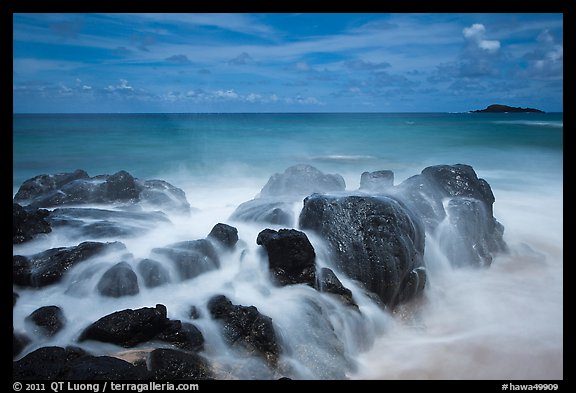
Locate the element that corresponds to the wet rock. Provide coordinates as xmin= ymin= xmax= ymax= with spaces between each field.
xmin=207 ymin=223 xmax=239 ymax=249
xmin=13 ymin=241 xmax=126 ymax=288
xmin=256 ymin=229 xmax=316 ymax=287
xmin=299 ymin=194 xmax=426 ymax=308
xmin=12 ymin=346 xmax=88 ymax=380
xmin=47 ymin=208 xmax=171 ymax=239
xmin=260 ymin=164 xmax=345 ymax=199
xmin=13 ymin=292 xmax=19 ymax=307
xmin=64 ymin=355 xmax=150 ymax=380
xmin=207 ymin=295 xmax=280 ymax=367
xmin=396 ymin=164 xmax=507 ymax=267
xmin=155 ymin=320 xmax=204 ymax=352
xmin=229 ymin=198 xmax=294 ymax=226
xmin=316 ymin=267 xmax=357 ymax=309
xmin=97 ymin=262 xmax=140 ymax=297
xmin=13 ymin=330 xmax=31 ymax=358
xmin=13 ymin=203 xmax=52 ymax=244
xmin=151 ymin=239 xmax=219 ymax=281
xmin=360 ymin=170 xmax=394 ymax=192
xmin=14 ymin=170 xmax=190 ymax=213
xmin=79 ymin=304 xmax=168 ymax=348
xmin=25 ymin=305 xmax=66 ymax=337
xmin=137 ymin=258 xmax=171 ymax=288
xmin=148 ymin=348 xmax=212 ymax=380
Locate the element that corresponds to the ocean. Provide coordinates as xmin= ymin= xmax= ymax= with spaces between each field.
xmin=12 ymin=112 xmax=563 ymax=379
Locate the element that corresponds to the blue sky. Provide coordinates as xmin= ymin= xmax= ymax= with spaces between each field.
xmin=13 ymin=13 xmax=563 ymax=113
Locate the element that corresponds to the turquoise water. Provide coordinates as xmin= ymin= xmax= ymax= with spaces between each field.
xmin=12 ymin=112 xmax=563 ymax=379
xmin=13 ymin=112 xmax=563 ymax=193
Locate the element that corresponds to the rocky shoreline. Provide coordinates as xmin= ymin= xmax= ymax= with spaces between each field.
xmin=13 ymin=164 xmax=507 ymax=379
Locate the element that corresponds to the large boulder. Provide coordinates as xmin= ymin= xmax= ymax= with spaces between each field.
xmin=13 ymin=241 xmax=126 ymax=288
xmin=25 ymin=305 xmax=66 ymax=337
xmin=14 ymin=170 xmax=190 ymax=213
xmin=395 ymin=164 xmax=507 ymax=267
xmin=299 ymin=194 xmax=426 ymax=308
xmin=78 ymin=304 xmax=169 ymax=348
xmin=151 ymin=239 xmax=219 ymax=281
xmin=148 ymin=349 xmax=212 ymax=380
xmin=207 ymin=295 xmax=280 ymax=367
xmin=256 ymin=229 xmax=316 ymax=287
xmin=96 ymin=262 xmax=140 ymax=298
xmin=13 ymin=203 xmax=52 ymax=244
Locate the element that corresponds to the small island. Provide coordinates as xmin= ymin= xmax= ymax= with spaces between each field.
xmin=470 ymin=104 xmax=545 ymax=113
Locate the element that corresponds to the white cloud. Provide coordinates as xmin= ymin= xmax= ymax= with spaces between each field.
xmin=463 ymin=23 xmax=500 ymax=53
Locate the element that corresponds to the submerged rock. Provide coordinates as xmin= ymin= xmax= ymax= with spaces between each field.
xmin=151 ymin=239 xmax=219 ymax=281
xmin=25 ymin=305 xmax=66 ymax=337
xmin=229 ymin=198 xmax=295 ymax=226
xmin=13 ymin=330 xmax=31 ymax=358
xmin=137 ymin=258 xmax=171 ymax=288
xmin=97 ymin=262 xmax=140 ymax=298
xmin=47 ymin=208 xmax=171 ymax=239
xmin=256 ymin=228 xmax=316 ymax=287
xmin=13 ymin=241 xmax=126 ymax=288
xmin=207 ymin=295 xmax=280 ymax=367
xmin=13 ymin=203 xmax=52 ymax=244
xmin=299 ymin=194 xmax=426 ymax=308
xmin=360 ymin=170 xmax=394 ymax=192
xmin=260 ymin=164 xmax=345 ymax=199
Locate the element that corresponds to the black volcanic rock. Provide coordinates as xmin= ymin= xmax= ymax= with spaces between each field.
xmin=13 ymin=203 xmax=52 ymax=244
xmin=207 ymin=295 xmax=280 ymax=367
xmin=14 ymin=170 xmax=190 ymax=213
xmin=25 ymin=305 xmax=66 ymax=337
xmin=208 ymin=223 xmax=239 ymax=249
xmin=78 ymin=304 xmax=169 ymax=348
xmin=395 ymin=164 xmax=507 ymax=267
xmin=97 ymin=262 xmax=140 ymax=298
xmin=13 ymin=346 xmax=88 ymax=380
xmin=155 ymin=320 xmax=205 ymax=352
xmin=64 ymin=355 xmax=149 ymax=380
xmin=13 ymin=241 xmax=126 ymax=288
xmin=299 ymin=194 xmax=426 ymax=308
xmin=471 ymin=104 xmax=544 ymax=113
xmin=256 ymin=228 xmax=316 ymax=287
xmin=148 ymin=348 xmax=212 ymax=380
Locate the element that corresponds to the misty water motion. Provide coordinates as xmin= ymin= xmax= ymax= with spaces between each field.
xmin=13 ymin=113 xmax=562 ymax=380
